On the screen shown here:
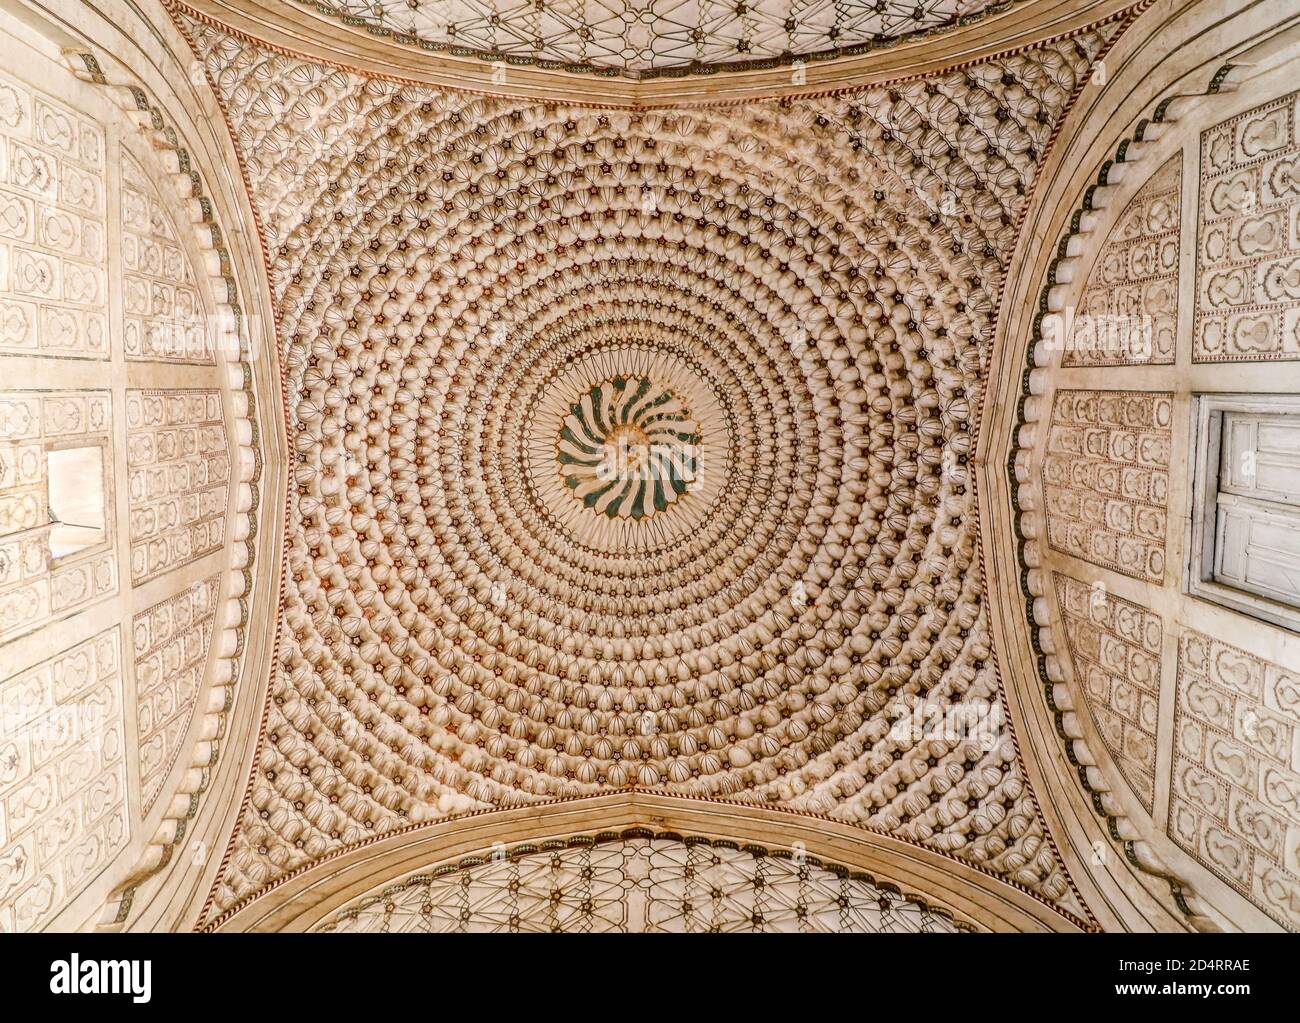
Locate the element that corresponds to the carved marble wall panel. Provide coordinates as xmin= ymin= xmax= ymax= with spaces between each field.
xmin=125 ymin=389 xmax=228 ymax=584
xmin=1053 ymin=573 xmax=1163 ymax=810
xmin=1064 ymin=156 xmax=1180 ymax=366
xmin=1013 ymin=42 xmax=1300 ymax=933
xmin=120 ymin=150 xmax=213 ymax=364
xmin=0 ymin=1 xmax=276 ymax=934
xmin=1195 ymin=90 xmax=1300 ymax=362
xmin=0 ymin=69 xmax=107 ymax=359
xmin=0 ymin=627 xmax=128 ymax=932
xmin=1042 ymin=390 xmax=1172 ymax=582
xmin=132 ymin=575 xmax=220 ymax=813
xmin=0 ymin=389 xmax=115 ymax=642
xmin=1168 ymin=630 xmax=1300 ymax=930
xmin=313 ymin=836 xmax=966 ymax=933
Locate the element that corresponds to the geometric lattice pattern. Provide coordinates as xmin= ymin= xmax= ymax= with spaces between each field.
xmin=313 ymin=835 xmax=969 ymax=932
xmin=310 ymin=0 xmax=1000 ymax=77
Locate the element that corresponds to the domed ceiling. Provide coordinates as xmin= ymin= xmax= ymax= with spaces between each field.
xmin=176 ymin=6 xmax=1124 ymax=926
xmin=287 ymin=0 xmax=1001 ymax=77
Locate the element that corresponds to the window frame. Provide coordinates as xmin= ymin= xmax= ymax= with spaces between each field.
xmin=1188 ymin=392 xmax=1300 ymax=633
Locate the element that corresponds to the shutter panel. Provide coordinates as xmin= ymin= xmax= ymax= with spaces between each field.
xmin=1213 ymin=410 xmax=1300 ymax=606
xmin=1218 ymin=411 xmax=1300 ymax=505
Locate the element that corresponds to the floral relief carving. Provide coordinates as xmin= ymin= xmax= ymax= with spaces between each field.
xmin=0 ymin=28 xmax=263 ymax=934
xmin=1169 ymin=630 xmax=1300 ymax=929
xmin=120 ymin=150 xmax=213 ymax=363
xmin=1195 ymin=91 xmax=1300 ymax=361
xmin=0 ymin=71 xmax=107 ymax=359
xmin=1053 ymin=574 xmax=1163 ymax=811
xmin=1041 ymin=390 xmax=1172 ymax=583
xmin=132 ymin=576 xmax=221 ymax=813
xmin=125 ymin=389 xmax=229 ymax=584
xmin=1064 ymin=156 xmax=1181 ymax=366
xmin=0 ymin=628 xmax=128 ymax=932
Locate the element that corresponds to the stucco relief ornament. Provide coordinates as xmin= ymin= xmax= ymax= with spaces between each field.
xmin=180 ymin=10 xmax=1111 ymax=920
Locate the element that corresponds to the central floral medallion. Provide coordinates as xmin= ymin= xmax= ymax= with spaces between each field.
xmin=556 ymin=375 xmax=702 ymax=520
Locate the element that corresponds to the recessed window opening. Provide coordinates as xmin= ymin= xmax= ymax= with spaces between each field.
xmin=1190 ymin=395 xmax=1300 ymax=631
xmin=46 ymin=445 xmax=106 ymax=560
